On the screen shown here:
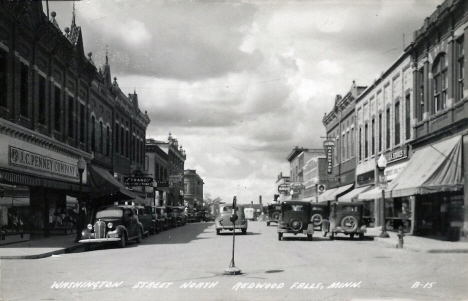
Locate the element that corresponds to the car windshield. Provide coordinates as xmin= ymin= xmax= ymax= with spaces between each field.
xmin=342 ymin=206 xmax=358 ymax=212
xmin=96 ymin=208 xmax=123 ymax=219
xmin=283 ymin=204 xmax=306 ymax=212
xmin=312 ymin=207 xmax=324 ymax=211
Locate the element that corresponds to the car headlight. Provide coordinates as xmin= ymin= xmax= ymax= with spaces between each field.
xmin=87 ymin=224 xmax=92 ymax=230
xmin=107 ymin=222 xmax=113 ymax=228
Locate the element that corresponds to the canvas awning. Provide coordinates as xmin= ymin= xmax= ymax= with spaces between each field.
xmin=359 ymin=135 xmax=463 ymax=200
xmin=339 ymin=185 xmax=372 ymax=202
xmin=387 ymin=135 xmax=463 ymax=198
xmin=89 ymin=165 xmax=138 ymax=200
xmin=317 ymin=188 xmax=338 ymax=203
xmin=325 ymin=184 xmax=354 ymax=201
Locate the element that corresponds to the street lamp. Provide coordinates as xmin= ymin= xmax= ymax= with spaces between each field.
xmin=75 ymin=157 xmax=86 ymax=242
xmin=377 ymin=154 xmax=389 ymax=238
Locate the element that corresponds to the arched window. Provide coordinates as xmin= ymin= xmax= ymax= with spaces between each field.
xmin=432 ymin=53 xmax=447 ymax=113
xmin=91 ymin=116 xmax=95 ymax=151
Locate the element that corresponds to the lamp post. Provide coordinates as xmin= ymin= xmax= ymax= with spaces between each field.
xmin=377 ymin=154 xmax=389 ymax=238
xmin=75 ymin=157 xmax=86 ymax=242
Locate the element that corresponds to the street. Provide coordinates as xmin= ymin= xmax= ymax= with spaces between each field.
xmin=1 ymin=221 xmax=467 ymax=301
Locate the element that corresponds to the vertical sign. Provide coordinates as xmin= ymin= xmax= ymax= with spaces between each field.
xmin=324 ymin=140 xmax=335 ymax=175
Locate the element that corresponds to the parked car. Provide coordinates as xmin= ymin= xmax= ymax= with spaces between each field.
xmin=150 ymin=206 xmax=162 ymax=234
xmin=215 ymin=205 xmax=247 ymax=235
xmin=155 ymin=206 xmax=170 ymax=230
xmin=134 ymin=205 xmax=152 ymax=236
xmin=177 ymin=206 xmax=187 ymax=226
xmin=186 ymin=208 xmax=197 ymax=223
xmin=266 ymin=203 xmax=281 ymax=226
xmin=167 ymin=206 xmax=179 ymax=228
xmin=277 ymin=201 xmax=314 ymax=241
xmin=79 ymin=205 xmax=144 ymax=249
xmin=322 ymin=202 xmax=367 ymax=240
xmin=310 ymin=203 xmax=330 ymax=231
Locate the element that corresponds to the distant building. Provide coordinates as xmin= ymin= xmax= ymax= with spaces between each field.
xmin=184 ymin=170 xmax=204 ymax=209
xmin=287 ymin=147 xmax=324 ymax=200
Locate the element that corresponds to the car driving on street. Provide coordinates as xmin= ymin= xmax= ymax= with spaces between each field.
xmin=266 ymin=203 xmax=281 ymax=226
xmin=215 ymin=205 xmax=247 ymax=235
xmin=277 ymin=201 xmax=314 ymax=241
xmin=322 ymin=202 xmax=367 ymax=240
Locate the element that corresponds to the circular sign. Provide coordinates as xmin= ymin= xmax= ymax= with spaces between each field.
xmin=317 ymin=184 xmax=326 ymax=193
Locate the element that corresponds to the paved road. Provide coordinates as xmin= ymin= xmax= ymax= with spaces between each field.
xmin=1 ymin=221 xmax=467 ymax=301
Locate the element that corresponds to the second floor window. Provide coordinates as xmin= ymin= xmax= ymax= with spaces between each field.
xmin=457 ymin=38 xmax=464 ymax=102
xmin=20 ymin=63 xmax=29 ymax=117
xmin=433 ymin=54 xmax=447 ymax=113
xmin=0 ymin=50 xmax=7 ymax=108
xmin=115 ymin=123 xmax=120 ymax=154
xmin=418 ymin=68 xmax=424 ymax=121
xmin=359 ymin=128 xmax=362 ymax=161
xmin=38 ymin=76 xmax=46 ymax=125
xmin=80 ymin=104 xmax=85 ymax=143
xmin=100 ymin=121 xmax=104 ymax=153
xmin=386 ymin=108 xmax=390 ymax=149
xmin=54 ymin=86 xmax=61 ymax=132
xmin=378 ymin=113 xmax=382 ymax=152
xmin=395 ymin=102 xmax=400 ymax=146
xmin=371 ymin=119 xmax=375 ymax=156
xmin=106 ymin=126 xmax=110 ymax=156
xmin=365 ymin=123 xmax=368 ymax=159
xmin=68 ymin=96 xmax=74 ymax=138
xmin=405 ymin=95 xmax=411 ymax=140
xmin=91 ymin=116 xmax=96 ymax=151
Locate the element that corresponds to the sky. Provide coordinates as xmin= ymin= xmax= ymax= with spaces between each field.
xmin=47 ymin=0 xmax=442 ymax=204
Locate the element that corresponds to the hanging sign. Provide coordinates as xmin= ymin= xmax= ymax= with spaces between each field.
xmin=323 ymin=140 xmax=335 ymax=175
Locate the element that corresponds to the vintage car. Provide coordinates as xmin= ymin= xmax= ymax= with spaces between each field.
xmin=310 ymin=203 xmax=330 ymax=231
xmin=215 ymin=205 xmax=247 ymax=235
xmin=322 ymin=202 xmax=367 ymax=240
xmin=177 ymin=206 xmax=187 ymax=226
xmin=186 ymin=208 xmax=197 ymax=223
xmin=134 ymin=205 xmax=152 ymax=236
xmin=79 ymin=205 xmax=144 ymax=249
xmin=266 ymin=203 xmax=281 ymax=226
xmin=155 ymin=206 xmax=170 ymax=230
xmin=149 ymin=206 xmax=162 ymax=234
xmin=277 ymin=201 xmax=314 ymax=241
xmin=167 ymin=206 xmax=179 ymax=228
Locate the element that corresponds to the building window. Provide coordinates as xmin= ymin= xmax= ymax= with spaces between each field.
xmin=351 ymin=127 xmax=355 ymax=158
xmin=68 ymin=96 xmax=74 ymax=138
xmin=132 ymin=135 xmax=136 ymax=161
xmin=342 ymin=134 xmax=345 ymax=162
xmin=80 ymin=104 xmax=85 ymax=143
xmin=54 ymin=86 xmax=61 ymax=132
xmin=386 ymin=108 xmax=390 ymax=149
xmin=359 ymin=128 xmax=362 ymax=161
xmin=371 ymin=118 xmax=375 ymax=156
xmin=99 ymin=121 xmax=103 ymax=153
xmin=155 ymin=163 xmax=160 ymax=180
xmin=115 ymin=123 xmax=120 ymax=154
xmin=418 ymin=68 xmax=424 ymax=121
xmin=405 ymin=95 xmax=411 ymax=140
xmin=378 ymin=113 xmax=382 ymax=152
xmin=432 ymin=54 xmax=447 ymax=113
xmin=106 ymin=126 xmax=110 ymax=156
xmin=120 ymin=125 xmax=124 ymax=157
xmin=145 ymin=156 xmax=149 ymax=171
xmin=395 ymin=102 xmax=400 ymax=145
xmin=364 ymin=123 xmax=368 ymax=158
xmin=136 ymin=137 xmax=140 ymax=163
xmin=38 ymin=76 xmax=46 ymax=124
xmin=20 ymin=63 xmax=29 ymax=117
xmin=126 ymin=129 xmax=130 ymax=159
xmin=0 ymin=50 xmax=7 ymax=108
xmin=346 ymin=131 xmax=350 ymax=160
xmin=91 ymin=116 xmax=96 ymax=151
xmin=456 ymin=38 xmax=464 ymax=102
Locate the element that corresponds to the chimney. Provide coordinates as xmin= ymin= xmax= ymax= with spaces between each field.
xmin=259 ymin=195 xmax=262 ymax=204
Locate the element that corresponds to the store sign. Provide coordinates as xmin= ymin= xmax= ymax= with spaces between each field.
xmin=9 ymin=146 xmax=78 ymax=178
xmin=386 ymin=146 xmax=408 ymax=163
xmin=357 ymin=170 xmax=375 ymax=186
xmin=323 ymin=140 xmax=335 ymax=175
xmin=154 ymin=180 xmax=169 ymax=187
xmin=124 ymin=176 xmax=153 ymax=186
xmin=278 ymin=184 xmax=290 ymax=193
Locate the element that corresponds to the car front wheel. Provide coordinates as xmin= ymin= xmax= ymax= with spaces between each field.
xmin=136 ymin=229 xmax=143 ymax=243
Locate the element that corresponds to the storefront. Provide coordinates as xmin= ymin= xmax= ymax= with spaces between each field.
xmin=0 ymin=120 xmax=91 ymax=238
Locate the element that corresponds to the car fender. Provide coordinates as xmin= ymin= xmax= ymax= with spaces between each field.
xmin=305 ymin=223 xmax=314 ymax=234
xmin=115 ymin=225 xmax=127 ymax=236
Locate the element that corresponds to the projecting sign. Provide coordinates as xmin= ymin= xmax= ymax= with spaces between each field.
xmin=278 ymin=184 xmax=290 ymax=193
xmin=323 ymin=140 xmax=335 ymax=175
xmin=124 ymin=176 xmax=153 ymax=187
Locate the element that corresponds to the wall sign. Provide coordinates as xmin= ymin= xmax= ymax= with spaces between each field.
xmin=385 ymin=145 xmax=408 ymax=163
xmin=124 ymin=176 xmax=153 ymax=186
xmin=357 ymin=170 xmax=375 ymax=186
xmin=9 ymin=146 xmax=78 ymax=178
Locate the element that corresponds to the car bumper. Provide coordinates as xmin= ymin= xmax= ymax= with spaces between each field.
xmin=215 ymin=223 xmax=247 ymax=230
xmin=78 ymin=238 xmax=120 ymax=243
xmin=277 ymin=224 xmax=314 ymax=234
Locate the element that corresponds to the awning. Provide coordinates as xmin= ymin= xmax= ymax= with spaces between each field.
xmin=89 ymin=165 xmax=138 ymax=200
xmin=301 ymin=196 xmax=317 ymax=202
xmin=339 ymin=185 xmax=372 ymax=202
xmin=387 ymin=135 xmax=463 ymax=198
xmin=317 ymin=188 xmax=338 ymax=203
xmin=325 ymin=184 xmax=353 ymax=201
xmin=358 ymin=186 xmax=385 ymax=200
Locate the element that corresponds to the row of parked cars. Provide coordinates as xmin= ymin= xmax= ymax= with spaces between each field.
xmin=78 ymin=204 xmax=187 ymax=250
xmin=267 ymin=201 xmax=367 ymax=241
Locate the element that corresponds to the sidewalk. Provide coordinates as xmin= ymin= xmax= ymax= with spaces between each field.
xmin=367 ymin=227 xmax=468 ymax=253
xmin=0 ymin=234 xmax=83 ymax=259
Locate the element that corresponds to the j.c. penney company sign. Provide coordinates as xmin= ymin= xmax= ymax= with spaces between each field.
xmin=9 ymin=146 xmax=78 ymax=178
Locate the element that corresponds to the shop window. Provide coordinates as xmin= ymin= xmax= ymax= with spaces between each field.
xmin=54 ymin=86 xmax=61 ymax=132
xmin=432 ymin=54 xmax=447 ymax=113
xmin=0 ymin=49 xmax=7 ymax=108
xmin=405 ymin=95 xmax=411 ymax=140
xmin=395 ymin=102 xmax=400 ymax=145
xmin=38 ymin=76 xmax=46 ymax=125
xmin=456 ymin=38 xmax=464 ymax=102
xmin=20 ymin=62 xmax=29 ymax=117
xmin=68 ymin=95 xmax=74 ymax=138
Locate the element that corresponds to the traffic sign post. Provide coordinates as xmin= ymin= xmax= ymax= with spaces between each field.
xmin=224 ymin=196 xmax=241 ymax=275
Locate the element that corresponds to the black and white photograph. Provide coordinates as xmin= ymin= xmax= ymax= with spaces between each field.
xmin=0 ymin=0 xmax=468 ymax=300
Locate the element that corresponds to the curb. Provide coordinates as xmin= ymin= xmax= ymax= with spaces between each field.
xmin=374 ymin=237 xmax=468 ymax=253
xmin=0 ymin=244 xmax=84 ymax=260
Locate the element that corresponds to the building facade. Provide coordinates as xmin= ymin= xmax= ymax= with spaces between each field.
xmin=0 ymin=2 xmax=149 ymax=239
xmin=287 ymin=147 xmax=324 ymax=200
xmin=145 ymin=139 xmax=170 ymax=207
xmin=183 ymin=169 xmax=204 ymax=209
